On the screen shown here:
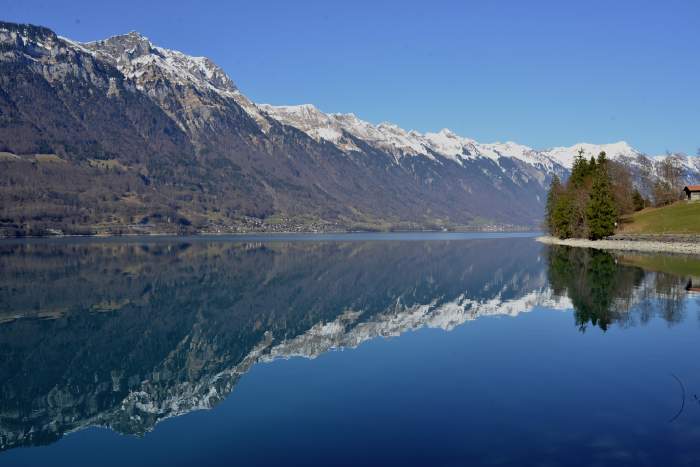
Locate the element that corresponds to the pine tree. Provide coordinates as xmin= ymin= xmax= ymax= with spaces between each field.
xmin=569 ymin=148 xmax=589 ymax=188
xmin=586 ymin=152 xmax=616 ymax=240
xmin=552 ymin=194 xmax=575 ymax=239
xmin=545 ymin=175 xmax=562 ymax=234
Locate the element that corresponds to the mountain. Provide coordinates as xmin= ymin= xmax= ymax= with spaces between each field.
xmin=0 ymin=21 xmax=697 ymax=236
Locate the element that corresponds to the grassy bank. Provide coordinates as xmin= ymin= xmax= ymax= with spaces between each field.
xmin=618 ymin=254 xmax=700 ymax=276
xmin=620 ymin=201 xmax=700 ymax=234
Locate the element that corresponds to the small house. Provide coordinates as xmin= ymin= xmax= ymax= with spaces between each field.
xmin=683 ymin=185 xmax=700 ymax=201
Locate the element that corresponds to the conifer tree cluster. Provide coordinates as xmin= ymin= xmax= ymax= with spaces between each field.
xmin=545 ymin=150 xmax=626 ymax=240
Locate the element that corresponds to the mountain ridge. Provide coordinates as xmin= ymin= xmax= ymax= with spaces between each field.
xmin=0 ymin=21 xmax=697 ymax=236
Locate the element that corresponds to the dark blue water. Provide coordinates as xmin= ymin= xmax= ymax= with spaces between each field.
xmin=1 ymin=234 xmax=699 ymax=466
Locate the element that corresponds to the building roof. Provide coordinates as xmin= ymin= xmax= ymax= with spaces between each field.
xmin=684 ymin=185 xmax=700 ymax=192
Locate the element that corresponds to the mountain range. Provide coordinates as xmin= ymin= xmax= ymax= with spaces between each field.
xmin=1 ymin=21 xmax=698 ymax=235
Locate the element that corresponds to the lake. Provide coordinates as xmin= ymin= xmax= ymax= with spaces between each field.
xmin=1 ymin=233 xmax=699 ymax=466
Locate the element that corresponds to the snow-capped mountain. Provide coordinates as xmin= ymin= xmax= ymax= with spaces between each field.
xmin=0 ymin=21 xmax=697 ymax=236
xmin=259 ymin=103 xmax=565 ymax=172
xmin=543 ymin=141 xmax=641 ymax=168
xmin=81 ymin=31 xmax=568 ymax=177
xmin=80 ymin=31 xmax=272 ymax=131
xmin=259 ymin=102 xmax=700 ymax=186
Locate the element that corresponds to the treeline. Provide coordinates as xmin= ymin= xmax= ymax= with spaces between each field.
xmin=545 ymin=150 xmax=646 ymax=239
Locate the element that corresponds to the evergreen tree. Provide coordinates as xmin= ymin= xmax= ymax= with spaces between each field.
xmin=543 ymin=149 xmax=642 ymax=240
xmin=551 ymin=194 xmax=575 ymax=239
xmin=586 ymin=152 xmax=616 ymax=240
xmin=632 ymin=189 xmax=645 ymax=211
xmin=545 ymin=175 xmax=562 ymax=234
xmin=568 ymin=148 xmax=589 ymax=188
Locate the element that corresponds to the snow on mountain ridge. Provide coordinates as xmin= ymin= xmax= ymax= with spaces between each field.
xmin=261 ymin=103 xmax=571 ymax=171
xmin=82 ymin=32 xmax=271 ymax=130
xmin=544 ymin=141 xmax=640 ymax=168
xmin=76 ymin=30 xmax=696 ymax=180
xmin=259 ymin=102 xmax=695 ymax=178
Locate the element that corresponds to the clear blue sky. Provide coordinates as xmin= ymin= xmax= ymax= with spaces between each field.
xmin=3 ymin=0 xmax=699 ymax=155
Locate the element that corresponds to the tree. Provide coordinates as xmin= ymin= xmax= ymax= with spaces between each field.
xmin=543 ymin=149 xmax=641 ymax=240
xmin=586 ymin=152 xmax=617 ymax=240
xmin=608 ymin=159 xmax=635 ymax=215
xmin=653 ymin=156 xmax=683 ymax=206
xmin=551 ymin=194 xmax=575 ymax=239
xmin=652 ymin=179 xmax=676 ymax=207
xmin=632 ymin=189 xmax=646 ymax=211
xmin=569 ymin=148 xmax=592 ymax=188
xmin=545 ymin=175 xmax=563 ymax=233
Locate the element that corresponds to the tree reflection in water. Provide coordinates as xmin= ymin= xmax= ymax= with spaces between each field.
xmin=547 ymin=245 xmax=690 ymax=331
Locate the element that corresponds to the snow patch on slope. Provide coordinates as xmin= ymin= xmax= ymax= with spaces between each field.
xmin=261 ymin=103 xmax=570 ymax=172
xmin=544 ymin=141 xmax=640 ymax=168
xmin=83 ymin=32 xmax=271 ymax=131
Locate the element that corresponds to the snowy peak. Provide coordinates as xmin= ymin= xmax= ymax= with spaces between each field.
xmin=374 ymin=122 xmax=434 ymax=157
xmin=259 ymin=97 xmax=690 ymax=180
xmin=101 ymin=31 xmax=155 ymax=60
xmin=260 ymin=102 xmax=569 ymax=174
xmin=258 ymin=103 xmax=330 ymax=130
xmin=156 ymin=51 xmax=238 ymax=94
xmin=259 ymin=103 xmax=360 ymax=151
xmin=73 ymin=28 xmax=644 ymax=179
xmin=544 ymin=141 xmax=640 ymax=168
xmin=0 ymin=21 xmax=58 ymax=50
xmin=82 ymin=31 xmax=275 ymax=130
xmin=423 ymin=129 xmax=476 ymax=159
xmin=84 ymin=34 xmax=238 ymax=94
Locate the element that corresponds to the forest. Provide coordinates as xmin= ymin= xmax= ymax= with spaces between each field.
xmin=545 ymin=149 xmax=685 ymax=239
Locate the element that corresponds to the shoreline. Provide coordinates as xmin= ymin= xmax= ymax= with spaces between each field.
xmin=0 ymin=228 xmax=540 ymax=241
xmin=0 ymin=231 xmax=541 ymax=244
xmin=537 ymin=235 xmax=700 ymax=256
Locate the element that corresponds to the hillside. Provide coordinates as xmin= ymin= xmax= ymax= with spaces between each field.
xmin=620 ymin=201 xmax=700 ymax=235
xmin=0 ymin=22 xmax=569 ymax=236
xmin=1 ymin=21 xmax=699 ymax=237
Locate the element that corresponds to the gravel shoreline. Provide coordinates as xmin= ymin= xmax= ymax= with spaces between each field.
xmin=536 ymin=235 xmax=700 ymax=255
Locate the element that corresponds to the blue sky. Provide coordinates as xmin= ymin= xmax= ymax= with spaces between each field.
xmin=3 ymin=0 xmax=699 ymax=155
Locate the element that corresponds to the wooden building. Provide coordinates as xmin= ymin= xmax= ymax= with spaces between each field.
xmin=683 ymin=185 xmax=700 ymax=201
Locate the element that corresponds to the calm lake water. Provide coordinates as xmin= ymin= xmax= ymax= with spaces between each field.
xmin=1 ymin=233 xmax=700 ymax=466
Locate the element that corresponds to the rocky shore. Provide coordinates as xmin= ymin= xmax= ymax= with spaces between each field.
xmin=537 ymin=235 xmax=700 ymax=255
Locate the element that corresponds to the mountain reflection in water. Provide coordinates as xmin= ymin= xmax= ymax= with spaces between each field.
xmin=0 ymin=237 xmax=697 ymax=456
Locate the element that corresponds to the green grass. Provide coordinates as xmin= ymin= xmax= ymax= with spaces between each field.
xmin=621 ymin=201 xmax=700 ymax=234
